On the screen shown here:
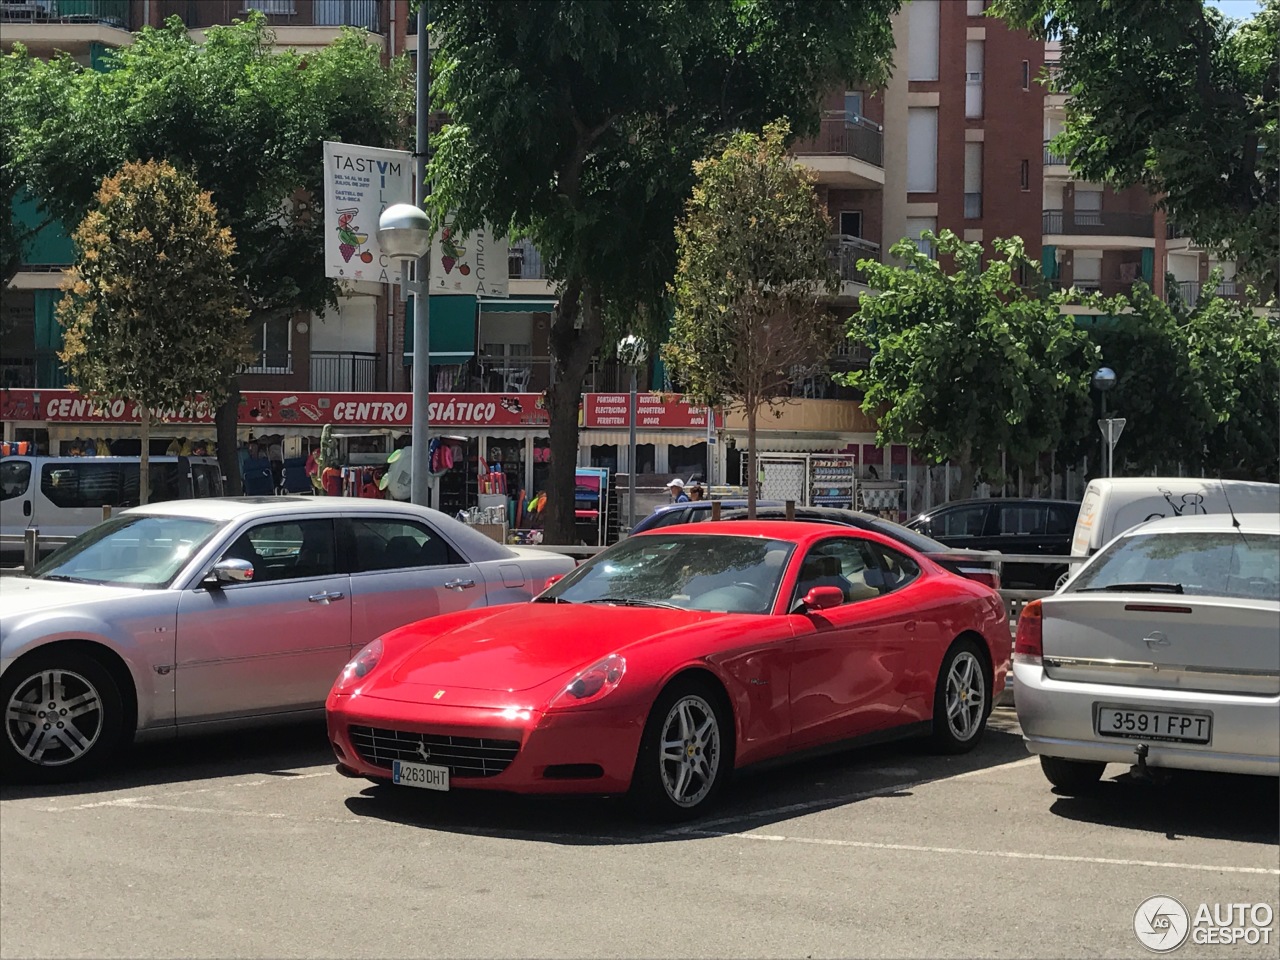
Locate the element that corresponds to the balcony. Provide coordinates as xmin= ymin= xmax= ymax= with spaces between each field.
xmin=0 ymin=349 xmax=70 ymax=389
xmin=792 ymin=112 xmax=885 ymax=189
xmin=429 ymin=355 xmax=632 ymax=396
xmin=311 ymin=351 xmax=379 ymax=391
xmin=1051 ymin=279 xmax=1150 ymax=298
xmin=507 ymin=237 xmax=555 ymax=297
xmin=1167 ymin=280 xmax=1245 ymax=305
xmin=827 ymin=235 xmax=878 ymax=295
xmin=1043 ymin=140 xmax=1071 ymax=175
xmin=1043 ymin=209 xmax=1156 ymax=248
xmin=0 ymin=0 xmax=133 ymax=52
xmin=0 ymin=0 xmax=130 ymax=25
xmin=158 ymin=1 xmax=385 ymax=42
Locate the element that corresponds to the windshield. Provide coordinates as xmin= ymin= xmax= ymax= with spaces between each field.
xmin=33 ymin=514 xmax=221 ymax=589
xmin=1068 ymin=531 xmax=1280 ymax=601
xmin=542 ymin=533 xmax=795 ymax=614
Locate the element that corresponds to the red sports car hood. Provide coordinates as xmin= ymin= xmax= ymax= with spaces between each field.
xmin=374 ymin=602 xmax=729 ymax=698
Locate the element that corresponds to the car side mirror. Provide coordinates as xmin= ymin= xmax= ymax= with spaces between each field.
xmin=207 ymin=558 xmax=254 ymax=585
xmin=801 ymin=586 xmax=844 ymax=611
xmin=543 ymin=574 xmax=564 ymax=591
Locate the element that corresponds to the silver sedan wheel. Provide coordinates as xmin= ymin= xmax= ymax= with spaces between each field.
xmin=658 ymin=694 xmax=721 ymax=808
xmin=945 ymin=652 xmax=985 ymax=742
xmin=5 ymin=669 xmax=104 ymax=767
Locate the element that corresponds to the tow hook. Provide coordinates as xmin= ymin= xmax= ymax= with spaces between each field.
xmin=1131 ymin=743 xmax=1170 ymax=785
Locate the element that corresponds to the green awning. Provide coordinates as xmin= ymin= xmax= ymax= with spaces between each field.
xmin=404 ymin=294 xmax=478 ymax=363
xmin=1041 ymin=244 xmax=1058 ymax=280
xmin=478 ymin=298 xmax=558 ymax=314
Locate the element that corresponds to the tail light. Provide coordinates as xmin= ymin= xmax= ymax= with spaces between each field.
xmin=1014 ymin=599 xmax=1043 ymax=664
xmin=964 ymin=569 xmax=1001 ymax=591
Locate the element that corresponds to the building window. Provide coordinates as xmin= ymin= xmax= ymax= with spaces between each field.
xmin=906 ymin=218 xmax=937 ymax=260
xmin=1017 ymin=262 xmax=1028 ymax=287
xmin=1021 ymin=60 xmax=1031 ymax=90
xmin=246 ymin=0 xmax=296 ymax=13
xmin=907 ymin=107 xmax=938 ymax=192
xmin=245 ymin=316 xmax=292 ymax=374
xmin=838 ymin=211 xmax=863 ymax=239
xmin=964 ymin=143 xmax=983 ymax=219
xmin=967 ymin=0 xmax=985 ymax=14
xmin=1020 ymin=159 xmax=1030 ymax=191
xmin=965 ymin=41 xmax=984 ymax=118
xmin=908 ymin=0 xmax=939 ymax=81
xmin=843 ymin=91 xmax=863 ymax=120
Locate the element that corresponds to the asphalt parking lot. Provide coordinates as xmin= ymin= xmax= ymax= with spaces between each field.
xmin=2 ymin=706 xmax=1276 ymax=959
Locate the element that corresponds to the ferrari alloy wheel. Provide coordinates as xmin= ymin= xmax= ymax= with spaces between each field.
xmin=0 ymin=649 xmax=124 ymax=783
xmin=930 ymin=640 xmax=990 ymax=754
xmin=630 ymin=678 xmax=733 ymax=822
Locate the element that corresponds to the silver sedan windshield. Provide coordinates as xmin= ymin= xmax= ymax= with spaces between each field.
xmin=34 ymin=514 xmax=221 ymax=589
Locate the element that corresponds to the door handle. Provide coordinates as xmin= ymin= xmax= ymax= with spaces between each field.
xmin=308 ymin=591 xmax=345 ymax=603
xmin=905 ymin=621 xmax=917 ymax=632
xmin=22 ymin=500 xmax=31 ymax=517
xmin=444 ymin=578 xmax=476 ymax=590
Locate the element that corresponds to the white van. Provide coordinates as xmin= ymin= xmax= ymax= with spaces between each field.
xmin=1070 ymin=477 xmax=1280 ymax=556
xmin=0 ymin=455 xmax=225 ymax=560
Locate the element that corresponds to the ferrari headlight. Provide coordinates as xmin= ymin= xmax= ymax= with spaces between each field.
xmin=334 ymin=637 xmax=383 ymax=694
xmin=548 ymin=654 xmax=626 ymax=708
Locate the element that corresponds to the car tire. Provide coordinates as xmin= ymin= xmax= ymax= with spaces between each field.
xmin=930 ymin=639 xmax=991 ymax=754
xmin=628 ymin=677 xmax=733 ymax=823
xmin=1039 ymin=755 xmax=1106 ymax=794
xmin=0 ymin=648 xmax=125 ymax=783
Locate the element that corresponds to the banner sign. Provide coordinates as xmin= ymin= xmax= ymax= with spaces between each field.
xmin=430 ymin=218 xmax=509 ymax=298
xmin=582 ymin=393 xmax=722 ymax=430
xmin=1 ymin=390 xmax=551 ymax=429
xmin=322 ymin=141 xmax=413 ymax=285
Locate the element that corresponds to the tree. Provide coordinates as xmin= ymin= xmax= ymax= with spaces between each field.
xmin=1073 ymin=277 xmax=1280 ymax=479
xmin=992 ymin=0 xmax=1279 ymax=296
xmin=1 ymin=48 xmax=62 ymax=288
xmin=664 ymin=123 xmax=840 ymax=517
xmin=10 ymin=14 xmax=409 ymax=488
xmin=426 ymin=0 xmax=901 ymax=542
xmin=57 ymin=160 xmax=249 ymax=503
xmin=847 ymin=231 xmax=1099 ymax=497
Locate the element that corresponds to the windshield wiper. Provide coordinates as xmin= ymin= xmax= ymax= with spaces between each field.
xmin=1079 ymin=581 xmax=1185 ymax=594
xmin=39 ymin=574 xmax=96 ymax=584
xmin=533 ymin=595 xmax=572 ymax=604
xmin=581 ymin=597 xmax=684 ymax=610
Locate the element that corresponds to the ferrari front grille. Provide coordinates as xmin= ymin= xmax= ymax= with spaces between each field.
xmin=348 ymin=725 xmax=520 ymax=778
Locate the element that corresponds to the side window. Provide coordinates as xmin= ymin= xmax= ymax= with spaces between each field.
xmin=220 ymin=519 xmax=336 ymax=582
xmin=1046 ymin=504 xmax=1077 ymax=535
xmin=40 ymin=463 xmax=126 ymax=509
xmin=346 ymin=518 xmax=463 ymax=573
xmin=0 ymin=460 xmax=32 ymax=501
xmin=122 ymin=464 xmax=182 ymax=505
xmin=793 ymin=538 xmax=890 ymax=607
xmin=651 ymin=508 xmax=690 ymax=530
xmin=937 ymin=504 xmax=988 ymax=537
xmin=866 ymin=543 xmax=922 ymax=593
xmin=997 ymin=503 xmax=1047 ymax=535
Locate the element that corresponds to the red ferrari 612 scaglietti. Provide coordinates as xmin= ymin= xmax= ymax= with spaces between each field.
xmin=326 ymin=522 xmax=1010 ymax=820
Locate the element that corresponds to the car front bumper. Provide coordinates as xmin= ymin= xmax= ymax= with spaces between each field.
xmin=1013 ymin=660 xmax=1280 ymax=777
xmin=326 ymin=691 xmax=645 ymax=795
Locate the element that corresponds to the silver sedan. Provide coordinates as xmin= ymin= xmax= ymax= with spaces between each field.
xmin=1 ymin=497 xmax=575 ymax=782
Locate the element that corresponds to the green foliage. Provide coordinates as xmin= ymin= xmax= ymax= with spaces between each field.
xmin=847 ymin=231 xmax=1098 ymax=492
xmin=992 ymin=0 xmax=1279 ymax=296
xmin=57 ymin=159 xmax=250 ymax=410
xmin=665 ymin=122 xmax=840 ymax=412
xmin=1073 ymin=278 xmax=1280 ymax=480
xmin=426 ymin=0 xmax=901 ymax=539
xmin=11 ymin=13 xmax=410 ymax=321
xmin=1 ymin=46 xmax=60 ymax=286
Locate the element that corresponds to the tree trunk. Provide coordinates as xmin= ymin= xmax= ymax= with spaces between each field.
xmin=957 ymin=461 xmax=978 ymax=503
xmin=746 ymin=401 xmax=758 ymax=519
xmin=138 ymin=404 xmax=151 ymax=505
xmin=217 ymin=387 xmax=241 ymax=496
xmin=542 ymin=280 xmax=603 ymax=545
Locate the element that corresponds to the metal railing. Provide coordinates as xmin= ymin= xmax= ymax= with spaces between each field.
xmin=1043 ymin=209 xmax=1155 ymax=238
xmin=792 ymin=112 xmax=885 ymax=168
xmin=1051 ymin=278 xmax=1149 ymax=297
xmin=1042 ymin=141 xmax=1069 ymax=165
xmin=0 ymin=349 xmax=71 ymax=389
xmin=508 ymin=239 xmax=547 ymax=280
xmin=310 ymin=351 xmax=379 ymax=391
xmin=240 ymin=349 xmax=292 ymax=376
xmin=827 ymin=234 xmax=879 ymax=286
xmin=154 ymin=0 xmax=384 ymax=32
xmin=0 ymin=0 xmax=131 ymax=26
xmin=1167 ymin=279 xmax=1245 ymax=305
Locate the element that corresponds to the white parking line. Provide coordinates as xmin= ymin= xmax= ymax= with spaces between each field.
xmin=44 ymin=797 xmax=365 ymax=826
xmin=669 ymin=756 xmax=1040 ymax=834
xmin=687 ymin=830 xmax=1280 ymax=876
xmin=42 ymin=770 xmax=332 ymax=812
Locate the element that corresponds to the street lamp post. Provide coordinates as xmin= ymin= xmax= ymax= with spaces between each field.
xmin=1092 ymin=366 xmax=1118 ymax=478
xmin=377 ymin=9 xmax=431 ymax=506
xmin=617 ymin=335 xmax=648 ymax=530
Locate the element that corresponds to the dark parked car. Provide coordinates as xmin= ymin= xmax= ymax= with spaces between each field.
xmin=906 ymin=498 xmax=1080 ymax=589
xmin=633 ymin=501 xmax=1002 ymax=588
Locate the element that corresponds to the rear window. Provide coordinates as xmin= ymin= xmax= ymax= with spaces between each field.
xmin=1 ymin=460 xmax=31 ymax=501
xmin=1069 ymin=531 xmax=1280 ymax=601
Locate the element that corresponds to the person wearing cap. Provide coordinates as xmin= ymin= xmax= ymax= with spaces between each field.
xmin=666 ymin=478 xmax=690 ymax=503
